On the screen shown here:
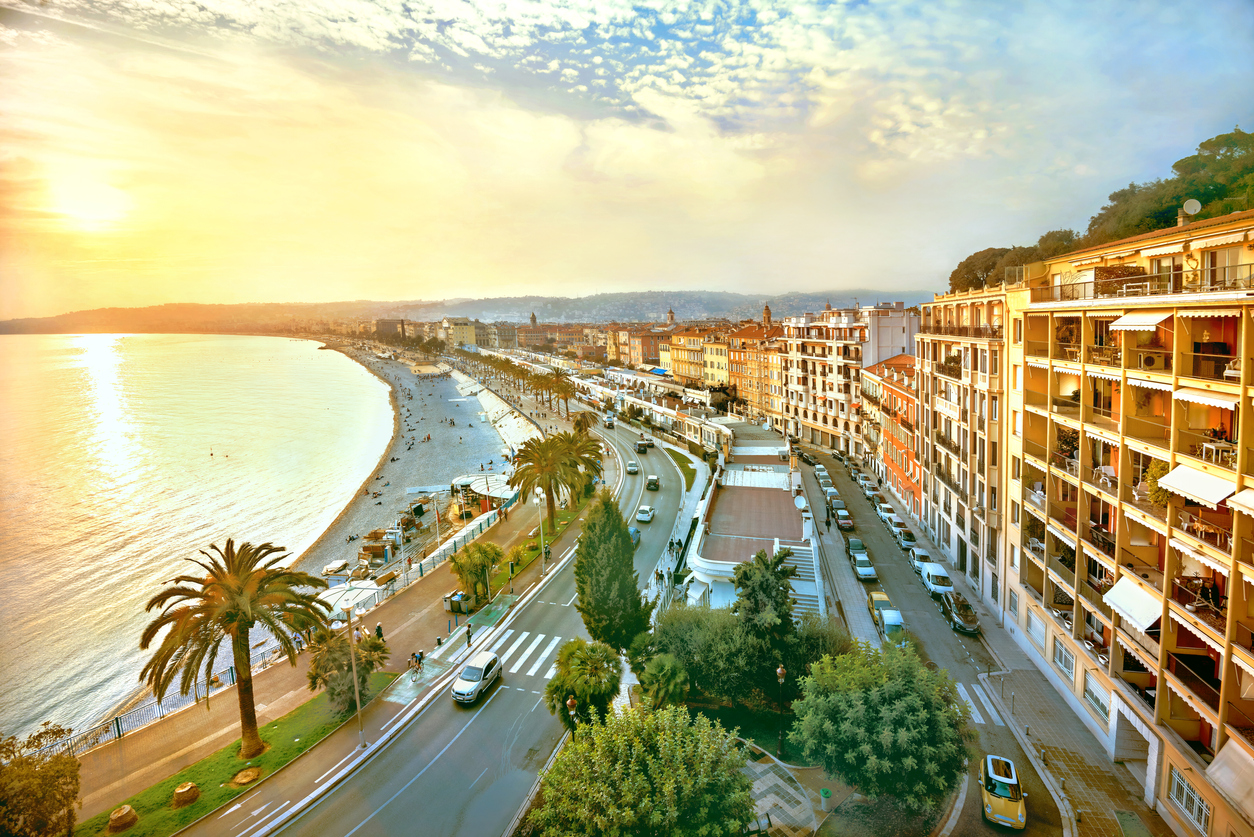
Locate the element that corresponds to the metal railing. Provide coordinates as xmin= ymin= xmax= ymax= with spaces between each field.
xmin=1086 ymin=345 xmax=1122 ymax=368
xmin=1079 ymin=577 xmax=1114 ymax=619
xmin=934 ymin=433 xmax=962 ymax=457
xmin=918 ymin=324 xmax=1004 ymax=339
xmin=1025 ymin=340 xmax=1049 ymax=359
xmin=1226 ymin=702 xmax=1254 ymax=746
xmin=1085 ymin=525 xmax=1116 ymax=558
xmin=1167 ymin=651 xmax=1221 ymax=712
xmin=1053 ymin=342 xmax=1082 ymax=363
xmin=1030 ymin=264 xmax=1254 ymax=302
xmin=1049 ymin=553 xmax=1076 ymax=583
xmin=1175 ymin=508 xmax=1233 ymax=554
xmin=1171 ymin=577 xmax=1228 ymax=635
xmin=1120 ymin=549 xmax=1165 ymax=593
xmin=1123 ymin=415 xmax=1170 ymax=447
xmin=1050 ymin=450 xmax=1081 ymax=477
xmin=934 ymin=468 xmax=965 ymax=495
xmin=936 ymin=358 xmax=964 ymax=380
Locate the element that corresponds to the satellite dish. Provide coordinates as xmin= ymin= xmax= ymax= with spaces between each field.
xmin=794 ymin=495 xmax=808 ymax=510
xmin=1183 ymin=199 xmax=1202 ymax=215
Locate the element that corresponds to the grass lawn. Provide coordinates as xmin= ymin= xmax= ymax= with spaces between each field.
xmin=666 ymin=449 xmax=696 ymax=491
xmin=686 ymin=704 xmax=815 ymax=767
xmin=817 ymin=793 xmax=939 ymax=837
xmin=77 ymin=672 xmax=396 ymax=837
xmin=489 ymin=498 xmax=587 ymax=590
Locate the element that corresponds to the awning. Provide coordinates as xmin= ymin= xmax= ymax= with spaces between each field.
xmin=1157 ymin=463 xmax=1236 ymax=510
xmin=318 ymin=581 xmax=381 ymax=614
xmin=1025 ymin=358 xmax=1051 ymax=371
xmin=1110 ymin=311 xmax=1171 ymax=332
xmin=1178 ymin=308 xmax=1242 ymax=318
xmin=1170 ymin=538 xmax=1229 ymax=577
xmin=1127 ymin=376 xmax=1173 ymax=392
xmin=1170 ymin=611 xmax=1224 ymax=655
xmin=1141 ymin=242 xmax=1186 ymax=258
xmin=1229 ymin=488 xmax=1254 ymax=519
xmin=1116 ymin=635 xmax=1156 ymax=670
xmin=1086 ymin=311 xmax=1121 ymax=318
xmin=1104 ymin=577 xmax=1163 ymax=633
xmin=1191 ymin=230 xmax=1248 ymax=249
xmin=1073 ymin=256 xmax=1103 ymax=266
xmin=1086 ymin=368 xmax=1121 ymax=382
xmin=1173 ymin=387 xmax=1241 ymax=409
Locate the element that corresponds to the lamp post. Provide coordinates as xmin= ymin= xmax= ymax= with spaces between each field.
xmin=566 ymin=695 xmax=578 ymax=728
xmin=536 ymin=490 xmax=547 ymax=574
xmin=346 ymin=605 xmax=367 ymax=750
xmin=776 ymin=664 xmax=786 ymax=758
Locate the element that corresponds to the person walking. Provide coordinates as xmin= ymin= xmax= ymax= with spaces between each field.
xmin=353 ymin=627 xmax=362 ymax=644
xmin=825 ymin=517 xmax=832 ymax=532
xmin=466 ymin=625 xmax=474 ymax=648
xmin=376 ymin=622 xmax=385 ymax=641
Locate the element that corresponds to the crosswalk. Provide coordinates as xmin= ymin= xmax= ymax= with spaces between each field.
xmin=955 ymin=682 xmax=1005 ymax=726
xmin=486 ymin=629 xmax=570 ymax=682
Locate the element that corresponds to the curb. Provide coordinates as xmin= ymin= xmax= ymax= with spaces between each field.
xmin=977 ymin=672 xmax=1076 ymax=837
xmin=931 ymin=770 xmax=969 ymax=837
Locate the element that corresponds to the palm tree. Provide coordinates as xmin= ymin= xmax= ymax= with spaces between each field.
xmin=509 ymin=436 xmax=579 ymax=529
xmin=555 ymin=430 xmax=603 ymax=490
xmin=140 ymin=540 xmax=329 ymax=758
xmin=449 ymin=541 xmax=503 ymax=600
xmin=572 ymin=411 xmax=597 ymax=436
xmin=544 ymin=638 xmax=622 ymax=730
xmin=306 ymin=628 xmax=390 ymax=714
xmin=641 ymin=653 xmax=689 ymax=708
xmin=551 ymin=376 xmax=575 ymax=418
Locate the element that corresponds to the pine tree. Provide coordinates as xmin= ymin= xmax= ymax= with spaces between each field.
xmin=574 ymin=491 xmax=654 ymax=651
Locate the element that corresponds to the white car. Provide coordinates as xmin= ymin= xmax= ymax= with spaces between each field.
xmin=626 ymin=461 xmax=639 ymax=474
xmin=920 ymin=562 xmax=955 ymax=599
xmin=451 ymin=651 xmax=501 ymax=704
xmin=636 ymin=505 xmax=656 ymax=522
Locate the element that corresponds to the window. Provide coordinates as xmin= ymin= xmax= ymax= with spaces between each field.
xmin=1013 ymin=411 xmax=1022 ymax=437
xmin=1169 ymin=766 xmax=1212 ymax=833
xmin=1083 ymin=671 xmax=1110 ymax=720
xmin=991 ymin=395 xmax=999 ymax=420
xmin=1010 ymin=544 xmax=1019 ymax=571
xmin=991 ymin=572 xmax=999 ymax=602
xmin=1009 ymin=589 xmax=1019 ymax=618
xmin=991 ymin=349 xmax=1000 ymax=375
xmin=990 ymin=487 xmax=998 ymax=511
xmin=1012 ymin=457 xmax=1020 ymax=480
xmin=1013 ymin=364 xmax=1022 ymax=390
xmin=1052 ymin=637 xmax=1076 ymax=680
xmin=1011 ymin=502 xmax=1020 ymax=526
xmin=1013 ymin=319 xmax=1022 ymax=343
xmin=1026 ymin=608 xmax=1045 ymax=647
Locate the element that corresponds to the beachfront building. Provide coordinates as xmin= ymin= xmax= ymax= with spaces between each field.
xmin=861 ymin=354 xmax=922 ymax=519
xmin=915 ymin=285 xmax=1010 ymax=605
xmin=439 ymin=317 xmax=480 ymax=347
xmin=684 ymin=420 xmax=824 ymax=614
xmin=998 ymin=209 xmax=1254 ymax=837
xmin=668 ymin=327 xmax=724 ymax=386
xmin=375 ymin=318 xmax=409 ymax=338
xmin=776 ymin=302 xmax=919 ymax=456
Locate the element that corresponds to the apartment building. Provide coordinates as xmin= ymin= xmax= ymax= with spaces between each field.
xmin=777 ymin=302 xmax=918 ymax=455
xmin=668 ymin=327 xmax=722 ymax=385
xmin=728 ymin=306 xmax=783 ymax=421
xmin=1000 ymin=209 xmax=1254 ymax=837
xmin=375 ymin=318 xmax=409 ymax=338
xmin=482 ymin=321 xmax=518 ymax=349
xmin=916 ymin=287 xmax=1010 ymax=606
xmin=630 ymin=330 xmax=669 ymax=368
xmin=702 ymin=339 xmax=729 ymax=387
xmin=861 ymin=354 xmax=922 ymax=519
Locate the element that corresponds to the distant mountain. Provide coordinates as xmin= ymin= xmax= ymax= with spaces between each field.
xmin=0 ymin=289 xmax=935 ymax=334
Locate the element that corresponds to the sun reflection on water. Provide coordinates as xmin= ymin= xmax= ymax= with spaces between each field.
xmin=70 ymin=334 xmax=138 ymax=487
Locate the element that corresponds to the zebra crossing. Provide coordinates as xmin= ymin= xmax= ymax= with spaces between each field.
xmin=486 ymin=629 xmax=569 ymax=682
xmin=955 ymin=682 xmax=1005 ymax=726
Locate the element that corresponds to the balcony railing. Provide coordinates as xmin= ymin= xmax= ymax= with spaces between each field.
xmin=1167 ymin=651 xmax=1221 ymax=713
xmin=1085 ymin=525 xmax=1116 ymax=558
xmin=1050 ymin=396 xmax=1082 ymax=417
xmin=936 ymin=358 xmax=964 ymax=380
xmin=934 ymin=433 xmax=962 ymax=457
xmin=1053 ymin=341 xmax=1082 ymax=363
xmin=1084 ymin=463 xmax=1118 ymax=494
xmin=1049 ymin=501 xmax=1078 ymax=531
xmin=1171 ymin=577 xmax=1228 ymax=635
xmin=1079 ymin=577 xmax=1114 ymax=619
xmin=918 ymin=324 xmax=1004 ymax=339
xmin=1226 ymin=702 xmax=1254 ymax=749
xmin=1186 ymin=351 xmax=1240 ymax=382
xmin=1022 ymin=438 xmax=1048 ymax=464
xmin=1124 ymin=415 xmax=1170 ymax=447
xmin=1120 ymin=549 xmax=1164 ymax=593
xmin=1179 ymin=428 xmax=1238 ymax=471
xmin=934 ymin=468 xmax=964 ymax=495
xmin=1025 ymin=339 xmax=1049 ymax=359
xmin=1029 ymin=264 xmax=1254 ymax=302
xmin=1049 ymin=553 xmax=1076 ymax=583
xmin=1049 ymin=450 xmax=1081 ymax=477
xmin=1175 ymin=509 xmax=1233 ymax=555
xmin=1086 ymin=345 xmax=1122 ymax=368
xmin=1024 ymin=389 xmax=1049 ymax=409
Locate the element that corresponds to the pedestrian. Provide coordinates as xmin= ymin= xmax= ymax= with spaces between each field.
xmin=466 ymin=625 xmax=473 ymax=647
xmin=353 ymin=627 xmax=362 ymax=644
xmin=825 ymin=517 xmax=831 ymax=532
xmin=376 ymin=622 xmax=384 ymax=641
xmin=293 ymin=632 xmax=304 ymax=653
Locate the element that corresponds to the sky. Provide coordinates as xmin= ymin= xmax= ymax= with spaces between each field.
xmin=0 ymin=1 xmax=1251 ymax=320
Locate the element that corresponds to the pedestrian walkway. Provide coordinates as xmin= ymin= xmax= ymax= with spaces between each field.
xmin=797 ymin=463 xmax=877 ymax=642
xmin=801 ymin=446 xmax=1176 ymax=837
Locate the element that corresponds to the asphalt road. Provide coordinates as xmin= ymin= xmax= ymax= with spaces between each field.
xmin=808 ymin=449 xmax=1062 ymax=836
xmin=274 ymin=400 xmax=686 ymax=837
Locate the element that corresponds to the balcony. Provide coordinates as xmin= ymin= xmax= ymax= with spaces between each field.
xmin=918 ymin=323 xmax=1004 ymax=340
xmin=1024 ymin=389 xmax=1048 ymax=410
xmin=1022 ymin=438 xmax=1048 ymax=465
xmin=1120 ymin=549 xmax=1165 ymax=593
xmin=1085 ymin=524 xmax=1117 ymax=559
xmin=1079 ymin=577 xmax=1114 ymax=620
xmin=1083 ymin=463 xmax=1119 ymax=495
xmin=1049 ymin=552 xmax=1076 ymax=584
xmin=1053 ymin=341 xmax=1082 ymax=364
xmin=1175 ymin=508 xmax=1233 ymax=555
xmin=934 ymin=467 xmax=965 ymax=497
xmin=1185 ymin=350 xmax=1239 ymax=383
xmin=1025 ymin=339 xmax=1049 ymax=359
xmin=1049 ymin=450 xmax=1080 ymax=478
xmin=1166 ymin=651 xmax=1221 ymax=714
xmin=936 ymin=356 xmax=964 ymax=381
xmin=1029 ymin=264 xmax=1254 ymax=302
xmin=1050 ymin=395 xmax=1082 ymax=418
xmin=1128 ymin=347 xmax=1173 ymax=373
xmin=1226 ymin=702 xmax=1254 ymax=749
xmin=1170 ymin=577 xmax=1228 ymax=636
xmin=934 ymin=433 xmax=962 ymax=457
xmin=1179 ymin=427 xmax=1238 ymax=472
xmin=1086 ymin=344 xmax=1122 ymax=368
xmin=1123 ymin=415 xmax=1170 ymax=448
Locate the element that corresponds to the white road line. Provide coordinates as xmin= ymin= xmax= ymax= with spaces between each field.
xmin=543 ymin=662 xmax=557 ymax=680
xmin=510 ymin=634 xmax=547 ymax=673
xmin=219 ymin=790 xmax=260 ymax=818
xmin=971 ymin=683 xmax=1005 ymax=726
xmin=469 ymin=766 xmax=489 ymax=788
xmin=344 ymin=690 xmax=500 ymax=837
xmin=527 ymin=635 xmax=563 ymax=677
xmin=488 ymin=629 xmax=515 ymax=653
xmin=499 ymin=631 xmax=530 ymax=665
xmin=235 ymin=801 xmax=290 ymax=837
xmin=532 ymin=696 xmax=543 ymax=712
xmin=251 ymin=803 xmax=272 ymax=817
xmin=564 ymin=592 xmax=578 ymax=607
xmin=955 ymin=683 xmax=984 ymax=725
xmin=315 ymin=749 xmax=361 ymax=784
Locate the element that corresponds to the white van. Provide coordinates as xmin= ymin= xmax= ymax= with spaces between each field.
xmin=908 ymin=547 xmax=931 ymax=574
xmin=875 ymin=502 xmax=895 ymax=523
xmin=919 ymin=562 xmax=954 ymax=599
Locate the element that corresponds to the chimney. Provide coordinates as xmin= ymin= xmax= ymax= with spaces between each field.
xmin=1177 ymin=207 xmax=1187 ymax=227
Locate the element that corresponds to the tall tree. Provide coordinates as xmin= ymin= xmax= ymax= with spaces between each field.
xmin=733 ymin=547 xmax=797 ymax=692
xmin=639 ymin=653 xmax=689 ymax=708
xmin=947 ymin=247 xmax=1010 ymax=292
xmin=509 ymin=436 xmax=579 ymax=529
xmin=572 ymin=410 xmax=598 ymax=436
xmin=528 ymin=705 xmax=754 ymax=837
xmin=306 ymin=628 xmax=390 ymax=713
xmin=140 ymin=540 xmax=328 ymax=758
xmin=790 ymin=642 xmax=971 ymax=812
xmin=574 ymin=491 xmax=654 ymax=651
xmin=0 ymin=723 xmax=81 ymax=837
xmin=449 ymin=541 xmax=503 ymax=600
xmin=543 ymin=638 xmax=622 ymax=731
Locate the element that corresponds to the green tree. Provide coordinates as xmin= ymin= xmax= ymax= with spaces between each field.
xmin=788 ymin=612 xmax=854 ymax=679
xmin=306 ymin=628 xmax=390 ymax=714
xmin=733 ymin=547 xmax=798 ymax=692
xmin=639 ymin=653 xmax=689 ymax=707
xmin=572 ymin=410 xmax=598 ymax=436
xmin=574 ymin=491 xmax=654 ymax=651
xmin=509 ymin=436 xmax=579 ymax=530
xmin=1145 ymin=458 xmax=1172 ymax=509
xmin=528 ymin=705 xmax=754 ymax=837
xmin=0 ymin=723 xmax=81 ymax=837
xmin=140 ymin=540 xmax=328 ymax=758
xmin=652 ymin=604 xmax=758 ymax=705
xmin=449 ymin=541 xmax=503 ymax=600
xmin=947 ymin=247 xmax=1010 ymax=292
xmin=790 ymin=643 xmax=971 ymax=812
xmin=543 ymin=638 xmax=622 ymax=731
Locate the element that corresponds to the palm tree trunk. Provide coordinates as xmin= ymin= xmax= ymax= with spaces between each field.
xmin=545 ymin=480 xmax=558 ymax=530
xmin=233 ymin=632 xmax=265 ymax=758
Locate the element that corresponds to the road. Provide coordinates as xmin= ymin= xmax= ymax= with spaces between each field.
xmin=805 ymin=448 xmax=1062 ymax=836
xmin=270 ymin=399 xmax=686 ymax=837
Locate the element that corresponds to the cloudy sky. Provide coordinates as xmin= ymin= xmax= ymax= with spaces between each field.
xmin=0 ymin=0 xmax=1250 ymax=319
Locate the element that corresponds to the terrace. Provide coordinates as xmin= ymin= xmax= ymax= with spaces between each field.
xmin=1170 ymin=575 xmax=1228 ymax=636
xmin=1029 ymin=264 xmax=1254 ymax=303
xmin=1181 ymin=314 xmax=1241 ymax=384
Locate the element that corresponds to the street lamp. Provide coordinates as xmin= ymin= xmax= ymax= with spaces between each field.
xmin=536 ymin=490 xmax=548 ymax=574
xmin=776 ymin=664 xmax=786 ymax=758
xmin=566 ymin=695 xmax=578 ymax=727
xmin=345 ymin=605 xmax=367 ymax=750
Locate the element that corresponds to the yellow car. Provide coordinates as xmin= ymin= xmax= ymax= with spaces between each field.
xmin=979 ymin=755 xmax=1027 ymax=829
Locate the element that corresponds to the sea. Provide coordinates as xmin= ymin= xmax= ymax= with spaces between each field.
xmin=0 ymin=334 xmax=494 ymax=739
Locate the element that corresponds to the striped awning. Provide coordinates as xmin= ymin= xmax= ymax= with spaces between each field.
xmin=1110 ymin=311 xmax=1171 ymax=332
xmin=1086 ymin=368 xmax=1121 ymax=382
xmin=1173 ymin=387 xmax=1241 ymax=409
xmin=1025 ymin=358 xmax=1051 ymax=371
xmin=1178 ymin=309 xmax=1241 ymax=318
xmin=1169 ymin=610 xmax=1224 ymax=655
xmin=1170 ymin=538 xmax=1229 ymax=577
xmin=1086 ymin=311 xmax=1121 ymax=318
xmin=1157 ymin=463 xmax=1236 ymax=510
xmin=1191 ymin=230 xmax=1248 ymax=249
xmin=1104 ymin=577 xmax=1162 ymax=634
xmin=1128 ymin=376 xmax=1173 ymax=392
xmin=1073 ymin=256 xmax=1103 ymax=266
xmin=1141 ymin=242 xmax=1186 ymax=258
xmin=1166 ymin=668 xmax=1218 ymax=718
xmin=1229 ymin=488 xmax=1254 ymax=519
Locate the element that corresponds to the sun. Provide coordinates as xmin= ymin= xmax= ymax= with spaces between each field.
xmin=47 ymin=176 xmax=133 ymax=231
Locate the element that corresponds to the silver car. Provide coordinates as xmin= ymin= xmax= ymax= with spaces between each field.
xmin=451 ymin=650 xmax=501 ymax=704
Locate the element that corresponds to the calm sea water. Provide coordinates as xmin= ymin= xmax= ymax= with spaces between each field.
xmin=0 ymin=334 xmax=401 ymax=738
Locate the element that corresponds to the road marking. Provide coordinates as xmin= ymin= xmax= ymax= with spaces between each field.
xmin=510 ymin=634 xmax=547 ymax=673
xmin=470 ymin=766 xmax=489 ymax=788
xmin=343 ymin=690 xmax=500 ymax=837
xmin=499 ymin=631 xmax=530 ymax=665
xmin=315 ymin=748 xmax=362 ymax=784
xmin=565 ymin=592 xmax=578 ymax=607
xmin=527 ymin=635 xmax=563 ymax=677
xmin=488 ymin=629 xmax=515 ymax=653
xmin=971 ymin=683 xmax=1005 ymax=726
xmin=235 ymin=801 xmax=290 ymax=837
xmin=544 ymin=662 xmax=557 ymax=680
xmin=219 ymin=790 xmax=260 ymax=818
xmin=532 ymin=696 xmax=543 ymax=712
xmin=250 ymin=803 xmax=271 ymax=817
xmin=955 ymin=683 xmax=984 ymax=725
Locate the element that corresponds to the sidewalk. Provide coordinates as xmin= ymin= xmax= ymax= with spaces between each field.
xmin=823 ymin=447 xmax=1174 ymax=837
xmin=797 ymin=463 xmax=877 ymax=643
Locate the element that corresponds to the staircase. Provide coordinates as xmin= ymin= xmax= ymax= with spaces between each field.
xmin=783 ymin=544 xmax=824 ymax=618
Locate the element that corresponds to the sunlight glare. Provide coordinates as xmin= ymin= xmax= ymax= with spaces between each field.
xmin=48 ymin=177 xmax=133 ymax=231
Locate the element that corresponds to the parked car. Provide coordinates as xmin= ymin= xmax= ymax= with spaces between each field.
xmin=451 ymin=651 xmax=501 ymax=704
xmin=919 ymin=562 xmax=955 ymax=598
xmin=861 ymin=480 xmax=880 ymax=500
xmin=799 ymin=452 xmax=816 ymax=466
xmin=829 ymin=498 xmax=847 ymax=512
xmin=636 ymin=505 xmax=656 ymax=522
xmin=890 ymin=519 xmax=915 ymax=549
xmin=814 ymin=463 xmax=828 ymax=477
xmin=626 ymin=460 xmax=639 ymax=474
xmin=979 ymin=755 xmax=1027 ymax=830
xmin=874 ymin=502 xmax=895 ymax=522
xmin=646 ymin=474 xmax=660 ymax=490
xmin=907 ymin=546 xmax=931 ymax=574
xmin=627 ymin=526 xmax=641 ymax=547
xmin=835 ymin=509 xmax=854 ymax=531
xmin=846 ymin=537 xmax=868 ymax=560
xmin=866 ymin=589 xmax=893 ymax=619
xmin=876 ymin=608 xmax=905 ymax=643
xmin=939 ymin=591 xmax=981 ymax=634
xmin=851 ymin=553 xmax=877 ymax=582
xmin=818 ymin=477 xmax=834 ymax=490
